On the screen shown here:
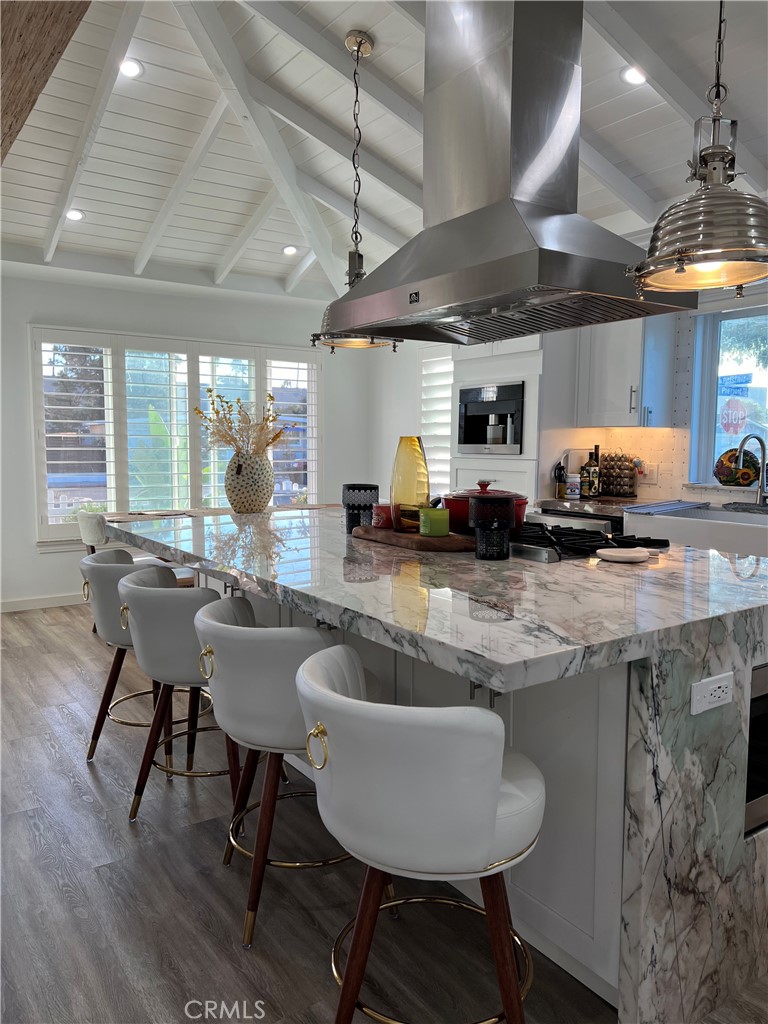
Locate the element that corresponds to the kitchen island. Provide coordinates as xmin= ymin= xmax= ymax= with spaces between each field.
xmin=106 ymin=507 xmax=768 ymax=1024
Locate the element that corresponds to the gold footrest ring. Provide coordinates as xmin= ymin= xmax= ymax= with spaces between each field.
xmin=331 ymin=894 xmax=533 ymax=1024
xmin=150 ymin=726 xmax=230 ymax=778
xmin=229 ymin=791 xmax=351 ymax=868
xmin=108 ymin=687 xmax=213 ymax=728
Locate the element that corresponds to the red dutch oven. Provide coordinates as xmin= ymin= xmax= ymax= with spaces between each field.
xmin=442 ymin=480 xmax=528 ymax=533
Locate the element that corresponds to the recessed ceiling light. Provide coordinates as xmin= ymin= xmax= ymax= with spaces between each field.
xmin=119 ymin=58 xmax=144 ymax=79
xmin=282 ymin=245 xmax=298 ymax=255
xmin=65 ymin=209 xmax=85 ymax=222
xmin=620 ymin=66 xmax=646 ymax=86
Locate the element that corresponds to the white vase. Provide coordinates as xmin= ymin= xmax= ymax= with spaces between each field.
xmin=224 ymin=453 xmax=274 ymax=514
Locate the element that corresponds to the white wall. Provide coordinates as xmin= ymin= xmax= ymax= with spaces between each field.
xmin=367 ymin=341 xmax=423 ymax=497
xmin=0 ymin=269 xmax=372 ymax=607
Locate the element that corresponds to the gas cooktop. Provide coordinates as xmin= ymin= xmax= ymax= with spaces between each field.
xmin=510 ymin=523 xmax=670 ymax=563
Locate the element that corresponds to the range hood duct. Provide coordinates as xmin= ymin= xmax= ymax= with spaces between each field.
xmin=322 ymin=1 xmax=696 ymax=346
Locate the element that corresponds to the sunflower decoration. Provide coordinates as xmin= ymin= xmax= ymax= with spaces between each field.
xmin=714 ymin=447 xmax=761 ymax=486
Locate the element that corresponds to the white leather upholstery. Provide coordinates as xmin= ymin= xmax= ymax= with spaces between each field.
xmin=80 ymin=549 xmax=164 ymax=647
xmin=118 ymin=566 xmax=219 ymax=686
xmin=296 ymin=645 xmax=545 ymax=881
xmin=193 ymin=597 xmax=337 ymax=754
xmin=77 ymin=510 xmax=108 ymax=547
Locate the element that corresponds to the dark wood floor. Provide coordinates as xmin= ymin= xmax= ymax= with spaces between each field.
xmin=2 ymin=605 xmax=766 ymax=1024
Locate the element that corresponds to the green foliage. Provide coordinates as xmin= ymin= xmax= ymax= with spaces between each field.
xmin=719 ymin=315 xmax=768 ymax=369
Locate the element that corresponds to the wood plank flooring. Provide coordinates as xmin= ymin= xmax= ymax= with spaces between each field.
xmin=1 ymin=605 xmax=765 ymax=1024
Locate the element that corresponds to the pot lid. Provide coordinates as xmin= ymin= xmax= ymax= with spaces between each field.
xmin=447 ymin=480 xmax=526 ymax=499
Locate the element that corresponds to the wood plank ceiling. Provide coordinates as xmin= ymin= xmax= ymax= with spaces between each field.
xmin=2 ymin=0 xmax=766 ymax=301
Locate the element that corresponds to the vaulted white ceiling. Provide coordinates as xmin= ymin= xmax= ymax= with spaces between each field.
xmin=3 ymin=0 xmax=766 ymax=301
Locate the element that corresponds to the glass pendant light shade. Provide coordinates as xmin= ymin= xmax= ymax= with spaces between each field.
xmin=636 ymin=183 xmax=768 ymax=292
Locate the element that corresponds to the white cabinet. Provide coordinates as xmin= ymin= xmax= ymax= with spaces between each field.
xmin=453 ymin=334 xmax=542 ymax=361
xmin=451 ymin=456 xmax=537 ymax=500
xmin=575 ymin=315 xmax=676 ymax=428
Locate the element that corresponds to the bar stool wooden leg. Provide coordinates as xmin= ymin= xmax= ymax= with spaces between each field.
xmin=86 ymin=646 xmax=127 ymax=761
xmin=152 ymin=680 xmax=160 ymax=709
xmin=242 ymin=752 xmax=283 ymax=947
xmin=223 ymin=747 xmax=260 ymax=866
xmin=480 ymin=873 xmax=526 ymax=1024
xmin=129 ymin=683 xmax=174 ymax=821
xmin=163 ymin=691 xmax=174 ymax=780
xmin=186 ymin=687 xmax=201 ymax=771
xmin=224 ymin=735 xmax=241 ymax=804
xmin=335 ymin=866 xmax=387 ymax=1024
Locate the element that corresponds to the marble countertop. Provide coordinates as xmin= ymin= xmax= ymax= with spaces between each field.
xmin=106 ymin=508 xmax=768 ymax=692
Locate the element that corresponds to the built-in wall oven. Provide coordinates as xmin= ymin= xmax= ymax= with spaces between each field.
xmin=457 ymin=382 xmax=524 ymax=455
xmin=746 ymin=662 xmax=768 ymax=833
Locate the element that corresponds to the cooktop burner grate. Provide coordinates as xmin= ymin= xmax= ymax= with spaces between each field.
xmin=512 ymin=523 xmax=669 ymax=561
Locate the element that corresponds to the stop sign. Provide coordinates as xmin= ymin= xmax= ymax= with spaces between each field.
xmin=720 ymin=397 xmax=747 ymax=435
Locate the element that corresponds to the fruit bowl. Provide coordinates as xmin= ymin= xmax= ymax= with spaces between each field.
xmin=714 ymin=447 xmax=761 ymax=486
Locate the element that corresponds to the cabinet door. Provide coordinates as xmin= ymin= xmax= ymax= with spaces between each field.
xmin=576 ymin=321 xmax=643 ymax=427
xmin=639 ymin=314 xmax=676 ymax=427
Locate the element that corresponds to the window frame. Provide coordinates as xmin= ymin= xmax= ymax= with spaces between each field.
xmin=690 ymin=306 xmax=768 ymax=484
xmin=30 ymin=325 xmax=321 ymax=539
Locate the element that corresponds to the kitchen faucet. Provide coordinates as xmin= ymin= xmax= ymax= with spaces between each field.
xmin=736 ymin=434 xmax=768 ymax=506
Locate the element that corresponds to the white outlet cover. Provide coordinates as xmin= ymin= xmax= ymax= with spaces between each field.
xmin=690 ymin=672 xmax=734 ymax=715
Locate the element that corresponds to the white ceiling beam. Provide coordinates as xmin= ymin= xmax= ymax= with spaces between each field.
xmin=43 ymin=1 xmax=144 ymax=263
xmin=285 ymin=251 xmax=318 ymax=294
xmin=214 ymin=187 xmax=279 ymax=285
xmin=389 ymin=2 xmax=426 ymax=32
xmin=295 ymin=171 xmax=410 ymax=250
xmin=238 ymin=1 xmax=422 ymax=134
xmin=134 ymin=95 xmax=229 ymax=275
xmin=584 ymin=0 xmax=768 ymax=194
xmin=580 ymin=139 xmax=659 ymax=224
xmin=175 ymin=1 xmax=345 ymax=297
xmin=248 ymin=74 xmax=422 ymax=209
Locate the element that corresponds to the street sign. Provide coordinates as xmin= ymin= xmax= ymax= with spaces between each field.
xmin=720 ymin=397 xmax=748 ymax=435
xmin=719 ymin=385 xmax=749 ymax=397
xmin=719 ymin=372 xmax=752 ymax=386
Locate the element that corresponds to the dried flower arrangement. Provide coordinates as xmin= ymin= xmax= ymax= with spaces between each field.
xmin=194 ymin=388 xmax=286 ymax=462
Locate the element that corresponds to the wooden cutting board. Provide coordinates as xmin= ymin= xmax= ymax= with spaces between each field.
xmin=351 ymin=526 xmax=475 ymax=552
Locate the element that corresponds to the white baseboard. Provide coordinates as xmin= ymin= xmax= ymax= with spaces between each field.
xmin=1 ymin=592 xmax=81 ymax=613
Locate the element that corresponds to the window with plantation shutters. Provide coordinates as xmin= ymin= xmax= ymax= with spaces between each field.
xmin=35 ymin=330 xmax=117 ymax=529
xmin=32 ymin=328 xmax=321 ymax=538
xmin=198 ymin=353 xmax=258 ymax=508
xmin=420 ymin=347 xmax=454 ymax=496
xmin=264 ymin=358 xmax=318 ymax=506
xmin=124 ymin=347 xmax=190 ymax=512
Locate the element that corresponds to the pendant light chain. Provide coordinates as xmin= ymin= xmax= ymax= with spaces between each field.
xmin=351 ymin=43 xmax=364 ymax=253
xmin=707 ymin=1 xmax=728 ymax=107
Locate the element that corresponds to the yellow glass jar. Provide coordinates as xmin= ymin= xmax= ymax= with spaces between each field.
xmin=390 ymin=435 xmax=431 ymax=532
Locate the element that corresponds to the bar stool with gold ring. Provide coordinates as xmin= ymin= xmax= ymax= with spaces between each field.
xmin=194 ymin=597 xmax=365 ymax=949
xmin=297 ymin=644 xmax=546 ymax=1024
xmin=116 ymin=566 xmax=242 ymax=821
xmin=79 ymin=549 xmax=208 ymax=761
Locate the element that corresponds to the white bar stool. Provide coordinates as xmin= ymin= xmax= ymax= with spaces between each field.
xmin=77 ymin=509 xmax=196 ymax=585
xmin=118 ymin=566 xmax=237 ymax=821
xmin=194 ymin=596 xmax=353 ymax=949
xmin=79 ymin=550 xmax=212 ymax=758
xmin=296 ymin=645 xmax=546 ymax=1024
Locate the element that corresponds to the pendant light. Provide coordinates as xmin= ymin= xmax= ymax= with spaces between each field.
xmin=631 ymin=1 xmax=768 ymax=296
xmin=311 ymin=31 xmax=400 ymax=354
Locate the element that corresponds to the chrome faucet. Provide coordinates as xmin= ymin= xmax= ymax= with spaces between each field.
xmin=737 ymin=434 xmax=768 ymax=506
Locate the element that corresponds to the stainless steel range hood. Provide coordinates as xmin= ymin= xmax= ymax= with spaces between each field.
xmin=321 ymin=1 xmax=696 ymax=346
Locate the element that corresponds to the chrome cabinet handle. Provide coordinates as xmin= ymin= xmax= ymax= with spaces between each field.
xmin=628 ymin=386 xmax=638 ymax=414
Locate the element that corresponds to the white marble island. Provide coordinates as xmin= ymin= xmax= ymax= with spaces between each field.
xmin=106 ymin=508 xmax=768 ymax=1024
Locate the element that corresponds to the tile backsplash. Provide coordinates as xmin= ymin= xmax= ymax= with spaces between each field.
xmin=541 ymin=427 xmax=690 ymax=500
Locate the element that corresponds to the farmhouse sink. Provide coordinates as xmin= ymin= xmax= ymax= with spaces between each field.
xmin=624 ymin=502 xmax=767 ymax=557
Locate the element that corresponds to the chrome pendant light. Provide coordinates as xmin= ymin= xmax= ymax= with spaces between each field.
xmin=631 ymin=1 xmax=768 ymax=296
xmin=311 ymin=31 xmax=399 ymax=354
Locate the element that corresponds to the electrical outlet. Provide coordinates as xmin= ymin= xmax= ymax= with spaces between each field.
xmin=690 ymin=672 xmax=734 ymax=715
xmin=638 ymin=462 xmax=659 ymax=484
